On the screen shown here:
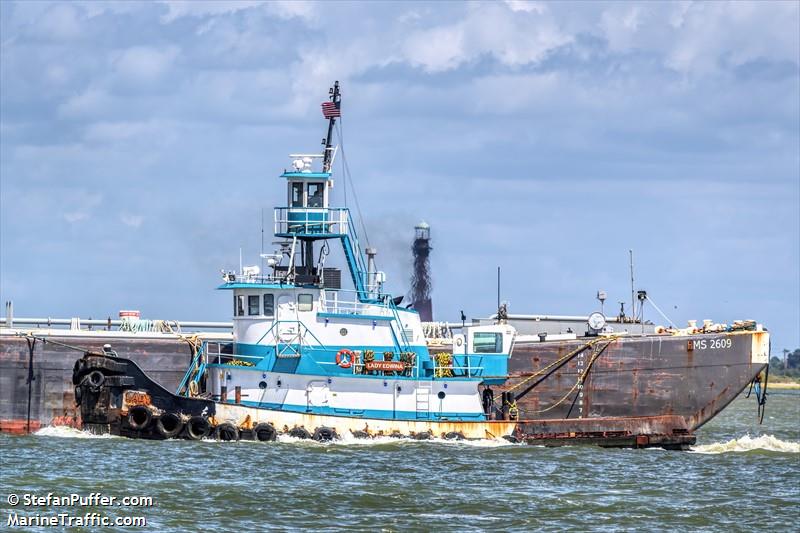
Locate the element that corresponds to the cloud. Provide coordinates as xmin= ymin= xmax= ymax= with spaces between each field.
xmin=120 ymin=214 xmax=144 ymax=228
xmin=111 ymin=45 xmax=179 ymax=85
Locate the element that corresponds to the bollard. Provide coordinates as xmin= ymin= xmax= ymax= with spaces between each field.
xmin=221 ymin=386 xmax=227 ymax=403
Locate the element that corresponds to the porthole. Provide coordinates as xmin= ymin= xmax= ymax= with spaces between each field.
xmin=339 ymin=328 xmax=348 ymax=336
xmin=437 ymin=391 xmax=446 ymax=400
xmin=258 ymin=381 xmax=267 ymax=389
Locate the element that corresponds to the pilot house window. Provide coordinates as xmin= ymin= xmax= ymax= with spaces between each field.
xmin=248 ymin=295 xmax=260 ymax=316
xmin=235 ymin=295 xmax=245 ymax=317
xmin=297 ymin=293 xmax=313 ymax=312
xmin=291 ymin=182 xmax=304 ymax=207
xmin=263 ymin=294 xmax=275 ymax=316
xmin=307 ymin=183 xmax=324 ymax=208
xmin=473 ymin=332 xmax=503 ymax=353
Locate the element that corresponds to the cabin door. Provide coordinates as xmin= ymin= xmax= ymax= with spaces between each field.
xmin=276 ymin=294 xmax=299 ymax=348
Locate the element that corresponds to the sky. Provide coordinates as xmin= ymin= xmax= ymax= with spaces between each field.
xmin=1 ymin=1 xmax=798 ymax=352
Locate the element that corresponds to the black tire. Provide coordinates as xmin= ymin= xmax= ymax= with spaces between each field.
xmin=85 ymin=370 xmax=105 ymax=390
xmin=186 ymin=416 xmax=210 ymax=440
xmin=74 ymin=386 xmax=82 ymax=406
xmin=502 ymin=435 xmax=520 ymax=444
xmin=288 ymin=426 xmax=312 ymax=439
xmin=214 ymin=422 xmax=240 ymax=442
xmin=350 ymin=430 xmax=370 ymax=439
xmin=312 ymin=426 xmax=338 ymax=442
xmin=253 ymin=423 xmax=277 ymax=442
xmin=128 ymin=406 xmax=152 ymax=431
xmin=72 ymin=360 xmax=85 ymax=384
xmin=413 ymin=431 xmax=432 ymax=440
xmin=156 ymin=413 xmax=184 ymax=439
xmin=444 ymin=431 xmax=465 ymax=441
xmin=389 ymin=431 xmax=405 ymax=439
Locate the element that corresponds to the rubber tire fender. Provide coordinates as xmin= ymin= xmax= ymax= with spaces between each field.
xmin=443 ymin=431 xmax=465 ymax=441
xmin=74 ymin=386 xmax=82 ymax=406
xmin=214 ymin=422 xmax=240 ymax=442
xmin=84 ymin=370 xmax=105 ymax=391
xmin=312 ymin=426 xmax=338 ymax=442
xmin=288 ymin=426 xmax=312 ymax=439
xmin=186 ymin=416 xmax=211 ymax=440
xmin=156 ymin=413 xmax=184 ymax=439
xmin=127 ymin=405 xmax=152 ymax=431
xmin=350 ymin=430 xmax=370 ymax=439
xmin=253 ymin=423 xmax=277 ymax=442
xmin=413 ymin=431 xmax=432 ymax=440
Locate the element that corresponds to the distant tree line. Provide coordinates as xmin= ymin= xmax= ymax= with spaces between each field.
xmin=770 ymin=348 xmax=800 ymax=377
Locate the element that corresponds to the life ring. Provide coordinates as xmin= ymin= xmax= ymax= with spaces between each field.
xmin=336 ymin=349 xmax=354 ymax=368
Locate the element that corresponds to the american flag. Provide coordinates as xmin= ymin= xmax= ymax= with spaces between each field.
xmin=321 ymin=100 xmax=341 ymax=119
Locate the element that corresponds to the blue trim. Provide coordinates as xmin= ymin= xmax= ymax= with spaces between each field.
xmin=230 ymin=399 xmax=485 ymax=421
xmin=316 ymin=312 xmax=394 ymax=321
xmin=217 ymin=282 xmax=296 ymax=290
xmin=281 ymin=172 xmax=332 ymax=179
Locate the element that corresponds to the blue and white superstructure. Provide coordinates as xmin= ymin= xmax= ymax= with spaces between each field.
xmin=177 ymin=82 xmax=516 ymax=427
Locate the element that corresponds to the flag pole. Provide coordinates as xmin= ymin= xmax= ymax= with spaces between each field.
xmin=322 ymin=81 xmax=340 ymax=172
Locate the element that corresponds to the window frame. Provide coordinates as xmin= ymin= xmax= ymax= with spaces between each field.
xmin=248 ymin=295 xmax=260 ymax=316
xmin=307 ymin=182 xmax=324 ymax=208
xmin=235 ymin=295 xmax=245 ymax=317
xmin=297 ymin=293 xmax=313 ymax=312
xmin=473 ymin=332 xmax=503 ymax=354
xmin=263 ymin=293 xmax=275 ymax=317
xmin=290 ymin=182 xmax=304 ymax=207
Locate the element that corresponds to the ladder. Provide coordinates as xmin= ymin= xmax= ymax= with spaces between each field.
xmin=415 ymin=381 xmax=432 ymax=419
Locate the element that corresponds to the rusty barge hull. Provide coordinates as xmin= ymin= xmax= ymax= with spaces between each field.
xmin=0 ymin=333 xmax=203 ymax=433
xmin=502 ymin=330 xmax=769 ymax=432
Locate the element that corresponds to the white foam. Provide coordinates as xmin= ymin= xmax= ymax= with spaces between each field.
xmin=34 ymin=426 xmax=119 ymax=439
xmin=691 ymin=434 xmax=799 ymax=454
xmin=272 ymin=432 xmax=520 ymax=447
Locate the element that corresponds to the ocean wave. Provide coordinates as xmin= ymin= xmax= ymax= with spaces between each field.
xmin=691 ymin=434 xmax=799 ymax=454
xmin=34 ymin=426 xmax=118 ymax=439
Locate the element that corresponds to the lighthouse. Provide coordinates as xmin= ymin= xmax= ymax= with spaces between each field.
xmin=411 ymin=221 xmax=433 ymax=322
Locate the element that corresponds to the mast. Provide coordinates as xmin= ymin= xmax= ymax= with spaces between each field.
xmin=322 ymin=81 xmax=341 ymax=173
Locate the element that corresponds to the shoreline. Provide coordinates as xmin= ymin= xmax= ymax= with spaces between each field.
xmin=769 ymin=381 xmax=800 ymax=390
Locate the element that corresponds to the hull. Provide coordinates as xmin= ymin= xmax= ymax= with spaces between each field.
xmin=500 ymin=330 xmax=769 ymax=431
xmin=1 ymin=328 xmax=767 ymax=447
xmin=0 ymin=331 xmax=211 ymax=433
xmin=74 ymin=352 xmax=697 ymax=449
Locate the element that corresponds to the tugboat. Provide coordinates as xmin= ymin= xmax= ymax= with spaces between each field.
xmin=72 ymin=83 xmax=768 ymax=448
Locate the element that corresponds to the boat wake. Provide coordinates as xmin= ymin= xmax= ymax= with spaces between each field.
xmin=35 ymin=426 xmax=118 ymax=439
xmin=691 ymin=434 xmax=799 ymax=454
xmin=273 ymin=433 xmax=520 ymax=447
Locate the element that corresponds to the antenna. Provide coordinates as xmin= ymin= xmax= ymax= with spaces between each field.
xmin=629 ymin=250 xmax=635 ymax=322
xmin=260 ymin=208 xmax=265 ymax=276
xmin=497 ymin=266 xmax=501 ymax=312
xmin=322 ymin=81 xmax=341 ymax=173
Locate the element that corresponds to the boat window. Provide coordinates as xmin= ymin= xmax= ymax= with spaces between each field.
xmin=307 ymin=182 xmax=324 ymax=208
xmin=236 ymin=295 xmax=245 ymax=317
xmin=248 ymin=295 xmax=260 ymax=316
xmin=291 ymin=182 xmax=304 ymax=207
xmin=263 ymin=294 xmax=275 ymax=317
xmin=297 ymin=293 xmax=313 ymax=312
xmin=473 ymin=332 xmax=503 ymax=353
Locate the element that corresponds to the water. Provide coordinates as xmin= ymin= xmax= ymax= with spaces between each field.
xmin=1 ymin=393 xmax=798 ymax=532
